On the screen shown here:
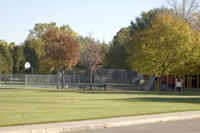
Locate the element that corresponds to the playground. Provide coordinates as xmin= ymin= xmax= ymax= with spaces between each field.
xmin=132 ymin=73 xmax=200 ymax=92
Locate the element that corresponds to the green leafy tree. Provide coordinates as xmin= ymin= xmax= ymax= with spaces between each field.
xmin=0 ymin=40 xmax=13 ymax=74
xmin=106 ymin=27 xmax=131 ymax=69
xmin=0 ymin=54 xmax=6 ymax=74
xmin=100 ymin=40 xmax=109 ymax=67
xmin=23 ymin=38 xmax=43 ymax=74
xmin=126 ymin=14 xmax=198 ymax=89
xmin=10 ymin=43 xmax=26 ymax=73
xmin=183 ymin=30 xmax=200 ymax=74
xmin=42 ymin=26 xmax=80 ymax=89
xmin=28 ymin=22 xmax=57 ymax=40
xmin=129 ymin=7 xmax=173 ymax=35
xmin=24 ymin=22 xmax=59 ymax=74
xmin=106 ymin=8 xmax=173 ymax=69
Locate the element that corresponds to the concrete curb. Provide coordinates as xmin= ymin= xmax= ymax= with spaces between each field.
xmin=1 ymin=111 xmax=200 ymax=133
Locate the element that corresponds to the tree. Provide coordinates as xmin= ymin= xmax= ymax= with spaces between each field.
xmin=106 ymin=8 xmax=173 ymax=69
xmin=0 ymin=40 xmax=13 ymax=74
xmin=23 ymin=23 xmax=58 ymax=74
xmin=106 ymin=27 xmax=131 ymax=69
xmin=167 ymin=0 xmax=200 ymax=29
xmin=100 ymin=40 xmax=110 ymax=67
xmin=192 ymin=12 xmax=200 ymax=29
xmin=183 ymin=30 xmax=200 ymax=74
xmin=126 ymin=14 xmax=198 ymax=89
xmin=81 ymin=37 xmax=105 ymax=90
xmin=28 ymin=22 xmax=57 ymax=40
xmin=10 ymin=43 xmax=26 ymax=73
xmin=23 ymin=38 xmax=42 ymax=74
xmin=0 ymin=54 xmax=6 ymax=74
xmin=129 ymin=7 xmax=173 ymax=35
xmin=42 ymin=26 xmax=80 ymax=89
xmin=24 ymin=22 xmax=79 ymax=74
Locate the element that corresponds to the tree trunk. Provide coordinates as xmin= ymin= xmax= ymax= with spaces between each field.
xmin=61 ymin=69 xmax=65 ymax=89
xmin=90 ymin=71 xmax=92 ymax=90
xmin=160 ymin=75 xmax=163 ymax=91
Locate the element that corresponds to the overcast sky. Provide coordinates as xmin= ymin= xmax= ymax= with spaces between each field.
xmin=0 ymin=0 xmax=168 ymax=44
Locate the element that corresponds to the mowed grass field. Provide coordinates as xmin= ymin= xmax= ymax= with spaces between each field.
xmin=0 ymin=88 xmax=200 ymax=127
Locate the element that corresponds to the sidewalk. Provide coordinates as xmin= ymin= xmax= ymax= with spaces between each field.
xmin=1 ymin=111 xmax=200 ymax=133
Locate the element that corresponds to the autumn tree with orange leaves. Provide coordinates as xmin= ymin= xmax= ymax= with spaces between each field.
xmin=42 ymin=26 xmax=80 ymax=89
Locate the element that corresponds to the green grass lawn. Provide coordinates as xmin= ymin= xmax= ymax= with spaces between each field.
xmin=0 ymin=88 xmax=200 ymax=127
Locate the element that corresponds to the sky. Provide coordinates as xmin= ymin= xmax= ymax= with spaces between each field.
xmin=0 ymin=0 xmax=168 ymax=44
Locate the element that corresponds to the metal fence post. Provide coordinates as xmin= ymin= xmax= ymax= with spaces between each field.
xmin=25 ymin=74 xmax=27 ymax=88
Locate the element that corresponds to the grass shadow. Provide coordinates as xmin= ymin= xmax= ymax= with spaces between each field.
xmin=107 ymin=97 xmax=200 ymax=105
xmin=79 ymin=90 xmax=200 ymax=96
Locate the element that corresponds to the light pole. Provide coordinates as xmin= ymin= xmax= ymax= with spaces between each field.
xmin=24 ymin=62 xmax=34 ymax=88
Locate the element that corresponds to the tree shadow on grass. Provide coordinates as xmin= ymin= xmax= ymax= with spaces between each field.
xmin=37 ymin=88 xmax=200 ymax=97
xmin=38 ymin=90 xmax=160 ymax=95
xmin=79 ymin=90 xmax=200 ymax=96
xmin=0 ymin=88 xmax=22 ymax=90
xmin=37 ymin=89 xmax=75 ymax=93
xmin=110 ymin=97 xmax=200 ymax=105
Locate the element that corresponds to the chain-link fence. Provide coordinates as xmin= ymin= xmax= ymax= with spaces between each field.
xmin=0 ymin=69 xmax=136 ymax=89
xmin=26 ymin=75 xmax=80 ymax=88
xmin=0 ymin=74 xmax=26 ymax=88
xmin=66 ymin=69 xmax=136 ymax=89
xmin=0 ymin=74 xmax=80 ymax=88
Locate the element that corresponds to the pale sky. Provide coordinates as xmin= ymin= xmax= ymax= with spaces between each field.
xmin=0 ymin=0 xmax=168 ymax=44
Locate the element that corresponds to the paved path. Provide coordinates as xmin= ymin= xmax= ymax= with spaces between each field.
xmin=72 ymin=118 xmax=200 ymax=133
xmin=0 ymin=111 xmax=200 ymax=133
